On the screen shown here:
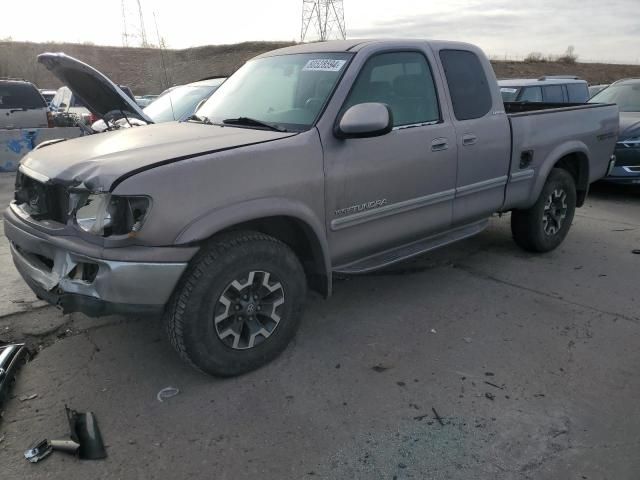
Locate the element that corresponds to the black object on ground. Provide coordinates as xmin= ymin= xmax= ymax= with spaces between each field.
xmin=431 ymin=407 xmax=445 ymax=426
xmin=485 ymin=392 xmax=496 ymax=401
xmin=0 ymin=343 xmax=29 ymax=407
xmin=66 ymin=406 xmax=107 ymax=459
xmin=484 ymin=381 xmax=505 ymax=390
xmin=632 ymin=249 xmax=640 ymax=254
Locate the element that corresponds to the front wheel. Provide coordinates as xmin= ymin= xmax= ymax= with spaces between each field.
xmin=165 ymin=231 xmax=307 ymax=376
xmin=511 ymin=168 xmax=577 ymax=252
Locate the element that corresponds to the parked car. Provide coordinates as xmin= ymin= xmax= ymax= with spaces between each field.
xmin=38 ymin=53 xmax=225 ymax=132
xmin=134 ymin=95 xmax=158 ymax=108
xmin=39 ymin=53 xmax=141 ymax=129
xmin=142 ymin=78 xmax=226 ymax=123
xmin=499 ymin=76 xmax=589 ymax=103
xmin=588 ymin=84 xmax=608 ymax=98
xmin=39 ymin=89 xmax=57 ymax=109
xmin=6 ymin=39 xmax=618 ymax=376
xmin=589 ymin=78 xmax=640 ymax=184
xmin=0 ymin=79 xmax=51 ymax=129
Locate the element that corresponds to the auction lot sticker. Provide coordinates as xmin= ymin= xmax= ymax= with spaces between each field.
xmin=303 ymin=59 xmax=347 ymax=72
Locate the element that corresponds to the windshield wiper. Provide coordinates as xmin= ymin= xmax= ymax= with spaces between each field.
xmin=184 ymin=114 xmax=214 ymax=125
xmin=222 ymin=117 xmax=287 ymax=132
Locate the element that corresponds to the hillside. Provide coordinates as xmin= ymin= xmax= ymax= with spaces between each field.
xmin=1 ymin=40 xmax=639 ymax=94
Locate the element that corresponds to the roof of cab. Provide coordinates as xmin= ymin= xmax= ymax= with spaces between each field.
xmin=255 ymin=39 xmax=482 ymax=58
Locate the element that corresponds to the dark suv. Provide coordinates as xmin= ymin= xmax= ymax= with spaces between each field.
xmin=589 ymin=79 xmax=640 ymax=184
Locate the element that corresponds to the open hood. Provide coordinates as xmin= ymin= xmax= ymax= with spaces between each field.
xmin=37 ymin=52 xmax=153 ymax=125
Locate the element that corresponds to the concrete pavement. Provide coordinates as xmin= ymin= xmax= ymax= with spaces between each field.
xmin=0 ymin=177 xmax=638 ymax=479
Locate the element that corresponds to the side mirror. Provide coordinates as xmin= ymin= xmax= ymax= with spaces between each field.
xmin=336 ymin=102 xmax=393 ymax=139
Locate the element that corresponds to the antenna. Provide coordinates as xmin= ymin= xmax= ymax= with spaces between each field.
xmin=121 ymin=0 xmax=150 ymax=47
xmin=301 ymin=0 xmax=346 ymax=42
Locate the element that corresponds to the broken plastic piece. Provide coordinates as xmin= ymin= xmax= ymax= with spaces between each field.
xmin=65 ymin=406 xmax=107 ymax=459
xmin=0 ymin=343 xmax=29 ymax=407
xmin=50 ymin=439 xmax=81 ymax=454
xmin=156 ymin=386 xmax=180 ymax=402
xmin=24 ymin=439 xmax=53 ymax=463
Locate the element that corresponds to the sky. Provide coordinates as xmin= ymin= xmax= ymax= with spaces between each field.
xmin=2 ymin=0 xmax=638 ymax=64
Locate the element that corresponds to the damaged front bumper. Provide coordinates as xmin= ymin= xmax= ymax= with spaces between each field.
xmin=4 ymin=205 xmax=194 ymax=317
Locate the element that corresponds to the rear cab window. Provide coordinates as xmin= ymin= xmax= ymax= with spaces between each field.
xmin=519 ymin=86 xmax=543 ymax=102
xmin=0 ymin=83 xmax=46 ymax=110
xmin=439 ymin=49 xmax=492 ymax=120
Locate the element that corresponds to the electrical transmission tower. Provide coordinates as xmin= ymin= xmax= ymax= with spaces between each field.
xmin=301 ymin=0 xmax=346 ymax=42
xmin=121 ymin=0 xmax=149 ymax=47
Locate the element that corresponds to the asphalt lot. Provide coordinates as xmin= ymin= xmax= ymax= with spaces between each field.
xmin=0 ymin=172 xmax=638 ymax=479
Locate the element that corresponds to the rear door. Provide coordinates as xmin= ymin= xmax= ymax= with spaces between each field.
xmin=437 ymin=49 xmax=511 ymax=226
xmin=0 ymin=83 xmax=48 ymax=129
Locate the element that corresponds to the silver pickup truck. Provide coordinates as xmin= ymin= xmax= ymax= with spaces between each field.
xmin=5 ymin=40 xmax=618 ymax=376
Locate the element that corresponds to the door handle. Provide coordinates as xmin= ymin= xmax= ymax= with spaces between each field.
xmin=431 ymin=138 xmax=448 ymax=151
xmin=462 ymin=134 xmax=477 ymax=146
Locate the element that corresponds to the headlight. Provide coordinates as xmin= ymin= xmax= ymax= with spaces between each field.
xmin=618 ymin=137 xmax=640 ymax=147
xmin=72 ymin=193 xmax=150 ymax=236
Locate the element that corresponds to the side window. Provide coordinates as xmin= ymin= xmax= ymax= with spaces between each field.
xmin=566 ymin=83 xmax=589 ymax=103
xmin=519 ymin=86 xmax=542 ymax=102
xmin=439 ymin=49 xmax=492 ymax=120
xmin=543 ymin=85 xmax=564 ymax=102
xmin=344 ymin=51 xmax=439 ymax=127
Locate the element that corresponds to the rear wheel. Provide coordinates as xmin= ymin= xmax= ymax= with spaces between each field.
xmin=165 ymin=231 xmax=307 ymax=376
xmin=511 ymin=168 xmax=577 ymax=252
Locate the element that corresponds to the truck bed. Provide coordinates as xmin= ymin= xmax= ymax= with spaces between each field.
xmin=502 ymin=101 xmax=619 ymax=211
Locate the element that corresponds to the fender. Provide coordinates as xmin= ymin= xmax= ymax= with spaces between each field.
xmin=527 ymin=140 xmax=590 ymax=207
xmin=175 ymin=197 xmax=332 ymax=295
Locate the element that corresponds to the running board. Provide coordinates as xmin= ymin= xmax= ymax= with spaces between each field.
xmin=333 ymin=219 xmax=488 ymax=274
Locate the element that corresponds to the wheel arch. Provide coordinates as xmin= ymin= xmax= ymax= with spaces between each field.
xmin=532 ymin=142 xmax=590 ymax=207
xmin=175 ymin=198 xmax=332 ymax=297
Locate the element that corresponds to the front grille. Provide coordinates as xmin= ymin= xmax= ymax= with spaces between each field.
xmin=14 ymin=171 xmax=68 ymax=223
xmin=614 ymin=146 xmax=640 ymax=167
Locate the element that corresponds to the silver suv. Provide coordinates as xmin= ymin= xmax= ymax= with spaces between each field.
xmin=0 ymin=79 xmax=50 ymax=129
xmin=499 ymin=76 xmax=589 ymax=103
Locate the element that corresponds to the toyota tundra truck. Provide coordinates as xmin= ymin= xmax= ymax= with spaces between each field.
xmin=4 ymin=40 xmax=619 ymax=376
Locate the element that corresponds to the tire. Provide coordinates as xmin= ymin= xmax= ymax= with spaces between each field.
xmin=511 ymin=168 xmax=577 ymax=253
xmin=165 ymin=230 xmax=307 ymax=376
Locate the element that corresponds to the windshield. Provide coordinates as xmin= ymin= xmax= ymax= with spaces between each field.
xmin=500 ymin=87 xmax=520 ymax=102
xmin=196 ymin=53 xmax=353 ymax=131
xmin=589 ymin=83 xmax=640 ymax=112
xmin=144 ymin=83 xmax=221 ymax=123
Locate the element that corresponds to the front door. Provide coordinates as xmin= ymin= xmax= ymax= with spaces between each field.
xmin=320 ymin=49 xmax=459 ymax=266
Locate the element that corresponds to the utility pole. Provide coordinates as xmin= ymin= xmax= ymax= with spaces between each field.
xmin=301 ymin=0 xmax=346 ymax=42
xmin=121 ymin=0 xmax=150 ymax=47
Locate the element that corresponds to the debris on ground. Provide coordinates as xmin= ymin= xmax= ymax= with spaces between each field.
xmin=484 ymin=381 xmax=504 ymax=390
xmin=485 ymin=392 xmax=496 ymax=401
xmin=0 ymin=343 xmax=29 ymax=407
xmin=19 ymin=393 xmax=38 ymax=402
xmin=157 ymin=386 xmax=180 ymax=402
xmin=632 ymin=249 xmax=640 ymax=255
xmin=463 ymin=337 xmax=472 ymax=343
xmin=65 ymin=406 xmax=107 ymax=459
xmin=485 ymin=372 xmax=495 ymax=376
xmin=372 ymin=365 xmax=390 ymax=373
xmin=24 ymin=439 xmax=53 ymax=463
xmin=430 ymin=328 xmax=437 ymax=334
xmin=431 ymin=407 xmax=445 ymax=426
